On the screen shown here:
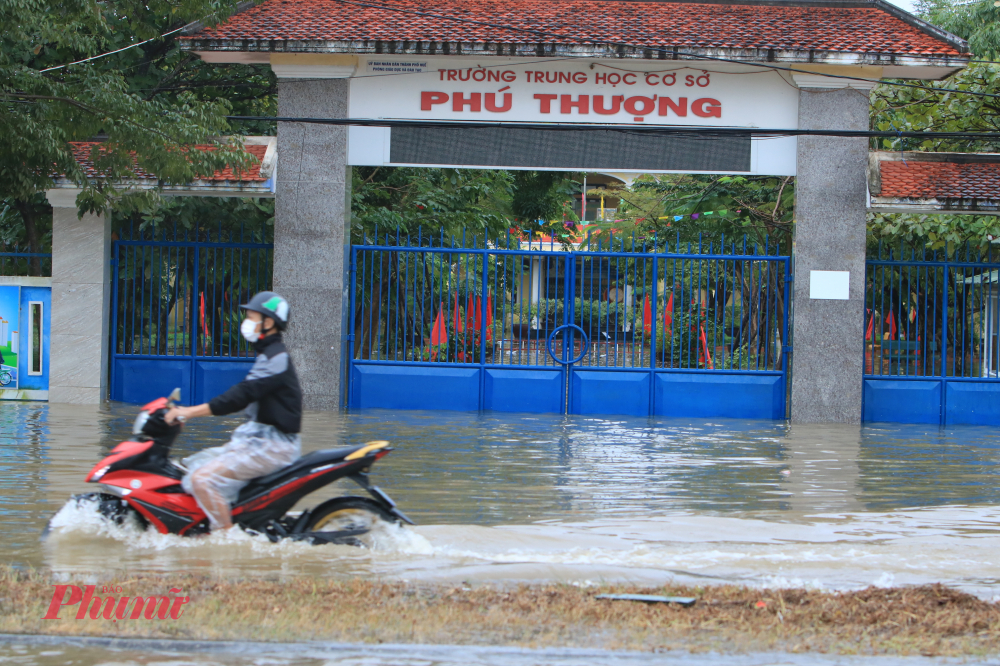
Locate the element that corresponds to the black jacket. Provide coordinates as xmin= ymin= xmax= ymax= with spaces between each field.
xmin=209 ymin=334 xmax=302 ymax=434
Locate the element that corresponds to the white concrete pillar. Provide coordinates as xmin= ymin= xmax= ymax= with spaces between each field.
xmin=45 ymin=189 xmax=112 ymax=404
xmin=274 ymin=77 xmax=351 ymax=410
xmin=790 ymin=78 xmax=878 ymax=423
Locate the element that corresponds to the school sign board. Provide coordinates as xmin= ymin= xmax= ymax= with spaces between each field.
xmin=346 ymin=57 xmax=799 ymax=175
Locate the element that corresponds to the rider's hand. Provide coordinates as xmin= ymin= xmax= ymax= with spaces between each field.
xmin=165 ymin=403 xmax=211 ymax=424
xmin=165 ymin=407 xmax=187 ymax=425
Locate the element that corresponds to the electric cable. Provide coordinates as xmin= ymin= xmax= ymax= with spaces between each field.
xmin=226 ymin=114 xmax=1000 ymax=140
xmin=38 ymin=13 xmax=219 ymax=73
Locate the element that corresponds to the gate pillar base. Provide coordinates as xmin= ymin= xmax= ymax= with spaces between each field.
xmin=273 ymin=78 xmax=351 ymax=411
xmin=45 ymin=189 xmax=112 ymax=404
xmin=790 ymin=85 xmax=874 ymax=424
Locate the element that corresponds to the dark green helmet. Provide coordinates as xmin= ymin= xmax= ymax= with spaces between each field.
xmin=240 ymin=291 xmax=290 ymax=330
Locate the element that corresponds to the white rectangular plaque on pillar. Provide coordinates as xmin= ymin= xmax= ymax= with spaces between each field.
xmin=809 ymin=270 xmax=850 ymax=300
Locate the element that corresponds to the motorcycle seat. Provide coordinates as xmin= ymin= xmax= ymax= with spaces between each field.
xmin=238 ymin=444 xmax=376 ymax=497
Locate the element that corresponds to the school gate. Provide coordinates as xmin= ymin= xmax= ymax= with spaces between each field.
xmin=348 ymin=232 xmax=790 ymax=418
xmin=171 ymin=0 xmax=970 ymax=423
xmin=109 ymin=222 xmax=274 ymax=405
xmin=33 ymin=0 xmax=977 ymax=423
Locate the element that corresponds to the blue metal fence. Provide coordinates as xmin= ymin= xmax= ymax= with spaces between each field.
xmin=0 ymin=246 xmax=51 ymax=277
xmin=110 ymin=221 xmax=273 ymax=405
xmin=863 ymin=241 xmax=1000 ymax=425
xmin=348 ymin=229 xmax=790 ymax=418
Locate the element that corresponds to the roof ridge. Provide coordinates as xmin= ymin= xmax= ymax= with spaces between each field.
xmin=179 ymin=0 xmax=969 ymax=60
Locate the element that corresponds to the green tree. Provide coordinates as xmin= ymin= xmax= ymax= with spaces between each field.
xmin=351 ymin=167 xmax=579 ymax=246
xmin=1 ymin=0 xmax=277 ymax=272
xmin=586 ymin=174 xmax=794 ymax=253
xmin=868 ymin=0 xmax=1000 ymax=252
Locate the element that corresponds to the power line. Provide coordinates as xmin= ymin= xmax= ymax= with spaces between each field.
xmin=226 ymin=115 xmax=1000 ymax=140
xmin=39 ymin=14 xmax=218 ymax=73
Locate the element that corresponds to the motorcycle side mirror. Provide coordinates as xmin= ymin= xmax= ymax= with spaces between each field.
xmin=167 ymin=388 xmax=181 ymax=407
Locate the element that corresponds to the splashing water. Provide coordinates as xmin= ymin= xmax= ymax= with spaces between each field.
xmin=44 ymin=493 xmax=433 ymax=560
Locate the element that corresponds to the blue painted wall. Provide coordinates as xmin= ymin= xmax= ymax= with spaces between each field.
xmin=18 ymin=286 xmax=50 ymax=391
xmin=349 ymin=361 xmax=787 ymax=419
xmin=863 ymin=378 xmax=1000 ymax=426
xmin=113 ymin=358 xmax=255 ymax=405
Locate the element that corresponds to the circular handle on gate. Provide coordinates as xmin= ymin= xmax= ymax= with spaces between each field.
xmin=546 ymin=324 xmax=589 ymax=365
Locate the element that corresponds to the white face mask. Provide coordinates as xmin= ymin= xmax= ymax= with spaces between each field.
xmin=240 ymin=318 xmax=261 ymax=343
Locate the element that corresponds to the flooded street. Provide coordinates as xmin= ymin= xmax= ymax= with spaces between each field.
xmin=3 ymin=403 xmax=1000 ymax=597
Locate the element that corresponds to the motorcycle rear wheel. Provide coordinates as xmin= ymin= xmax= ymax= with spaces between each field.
xmin=301 ymin=496 xmax=398 ymax=545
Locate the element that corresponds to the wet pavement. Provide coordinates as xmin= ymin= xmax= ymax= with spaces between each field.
xmin=2 ymin=635 xmax=998 ymax=666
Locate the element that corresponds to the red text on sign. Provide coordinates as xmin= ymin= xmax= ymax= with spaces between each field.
xmin=439 ymin=68 xmax=517 ymax=82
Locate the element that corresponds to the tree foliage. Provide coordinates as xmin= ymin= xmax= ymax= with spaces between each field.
xmin=586 ymin=174 xmax=794 ymax=253
xmin=351 ymin=167 xmax=578 ymax=245
xmin=867 ymin=0 xmax=1000 ymax=252
xmin=0 ymin=0 xmax=274 ymax=212
xmin=0 ymin=0 xmax=277 ymax=271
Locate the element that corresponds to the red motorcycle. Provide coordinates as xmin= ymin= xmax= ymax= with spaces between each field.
xmin=55 ymin=390 xmax=412 ymax=544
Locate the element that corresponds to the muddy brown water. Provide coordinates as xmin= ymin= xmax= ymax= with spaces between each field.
xmin=2 ymin=402 xmax=1000 ymax=597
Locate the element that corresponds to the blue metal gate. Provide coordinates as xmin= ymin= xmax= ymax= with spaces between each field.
xmin=863 ymin=241 xmax=1000 ymax=425
xmin=110 ymin=222 xmax=273 ymax=405
xmin=347 ymin=230 xmax=790 ymax=418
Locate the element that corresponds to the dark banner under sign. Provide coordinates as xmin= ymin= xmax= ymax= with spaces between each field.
xmin=388 ymin=127 xmax=751 ymax=172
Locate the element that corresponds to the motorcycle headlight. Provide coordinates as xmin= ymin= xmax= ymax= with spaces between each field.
xmin=132 ymin=411 xmax=150 ymax=435
xmin=92 ymin=466 xmax=110 ymax=482
xmin=100 ymin=483 xmax=129 ymax=497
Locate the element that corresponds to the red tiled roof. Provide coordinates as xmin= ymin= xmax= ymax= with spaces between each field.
xmin=68 ymin=142 xmax=269 ymax=182
xmin=880 ymin=161 xmax=1000 ymax=200
xmin=182 ymin=0 xmax=963 ymax=57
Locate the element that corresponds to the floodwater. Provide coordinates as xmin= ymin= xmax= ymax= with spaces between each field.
xmin=3 ymin=402 xmax=1000 ymax=598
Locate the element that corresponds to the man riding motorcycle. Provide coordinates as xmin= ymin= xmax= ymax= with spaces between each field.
xmin=165 ymin=291 xmax=302 ymax=532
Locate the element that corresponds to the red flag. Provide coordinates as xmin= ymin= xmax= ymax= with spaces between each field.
xmin=430 ymin=307 xmax=447 ymax=345
xmin=199 ymin=292 xmax=210 ymax=339
xmin=663 ymin=293 xmax=674 ymax=331
xmin=452 ymin=294 xmax=464 ymax=333
xmin=643 ymin=295 xmax=652 ymax=335
xmin=865 ymin=308 xmax=874 ymax=341
xmin=466 ymin=293 xmax=478 ymax=331
xmin=886 ymin=310 xmax=897 ymax=340
xmin=698 ymin=324 xmax=714 ymax=369
xmin=484 ymin=294 xmax=493 ymax=341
